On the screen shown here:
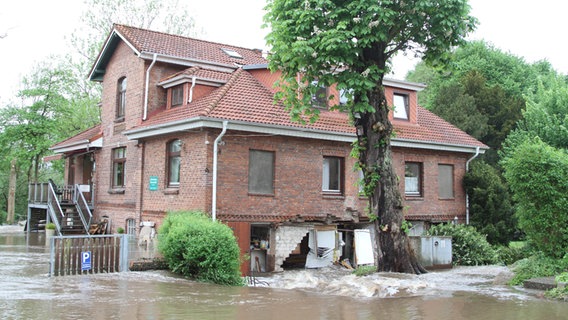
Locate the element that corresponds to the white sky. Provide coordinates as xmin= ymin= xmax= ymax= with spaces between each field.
xmin=1 ymin=0 xmax=567 ymax=104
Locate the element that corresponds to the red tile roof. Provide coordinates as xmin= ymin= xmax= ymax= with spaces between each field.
xmin=394 ymin=108 xmax=487 ymax=148
xmin=114 ymin=24 xmax=267 ymax=66
xmin=131 ymin=67 xmax=487 ymax=150
xmin=50 ymin=124 xmax=102 ymax=150
xmin=159 ymin=66 xmax=233 ymax=84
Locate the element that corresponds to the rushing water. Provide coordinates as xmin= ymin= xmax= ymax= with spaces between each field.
xmin=1 ymin=229 xmax=567 ymax=320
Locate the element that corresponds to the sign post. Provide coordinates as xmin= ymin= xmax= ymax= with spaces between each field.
xmin=81 ymin=251 xmax=92 ymax=271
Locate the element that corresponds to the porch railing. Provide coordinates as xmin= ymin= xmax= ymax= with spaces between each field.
xmin=28 ymin=183 xmax=49 ymax=204
xmin=47 ymin=182 xmax=65 ymax=236
xmin=74 ymin=184 xmax=93 ymax=234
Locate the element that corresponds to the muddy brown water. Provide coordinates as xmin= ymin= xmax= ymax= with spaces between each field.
xmin=1 ymin=230 xmax=567 ymax=320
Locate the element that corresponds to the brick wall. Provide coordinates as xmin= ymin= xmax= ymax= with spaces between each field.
xmin=140 ymin=131 xmax=211 ymax=216
xmin=95 ymin=41 xmax=146 ymax=231
xmin=130 ymin=128 xmax=470 ymax=227
xmin=392 ymin=147 xmax=469 ymax=222
xmin=214 ymin=132 xmax=366 ymax=221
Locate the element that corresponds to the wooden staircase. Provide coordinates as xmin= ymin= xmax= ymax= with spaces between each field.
xmin=46 ymin=181 xmax=93 ymax=236
xmin=59 ymin=203 xmax=89 ymax=235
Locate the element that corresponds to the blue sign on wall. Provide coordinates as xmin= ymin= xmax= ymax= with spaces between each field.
xmin=149 ymin=176 xmax=158 ymax=191
xmin=81 ymin=251 xmax=92 ymax=271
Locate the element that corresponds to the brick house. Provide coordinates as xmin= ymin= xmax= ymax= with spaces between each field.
xmin=46 ymin=24 xmax=487 ymax=273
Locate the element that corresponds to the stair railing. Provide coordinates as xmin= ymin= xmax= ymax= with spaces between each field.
xmin=73 ymin=184 xmax=93 ymax=234
xmin=47 ymin=182 xmax=65 ymax=236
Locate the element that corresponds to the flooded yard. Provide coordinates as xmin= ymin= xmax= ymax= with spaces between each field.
xmin=1 ymin=227 xmax=567 ymax=319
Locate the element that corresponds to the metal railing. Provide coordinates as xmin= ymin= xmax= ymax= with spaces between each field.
xmin=47 ymin=182 xmax=65 ymax=236
xmin=49 ymin=234 xmax=129 ymax=276
xmin=74 ymin=184 xmax=93 ymax=234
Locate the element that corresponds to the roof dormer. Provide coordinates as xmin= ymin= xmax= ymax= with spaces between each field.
xmin=383 ymin=79 xmax=426 ymax=125
xmin=158 ymin=67 xmax=232 ymax=109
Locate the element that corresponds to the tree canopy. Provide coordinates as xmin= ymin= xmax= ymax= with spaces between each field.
xmin=265 ymin=0 xmax=476 ymax=273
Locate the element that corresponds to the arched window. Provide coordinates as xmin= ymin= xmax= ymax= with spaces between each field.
xmin=167 ymin=139 xmax=182 ymax=187
xmin=116 ymin=77 xmax=127 ymax=120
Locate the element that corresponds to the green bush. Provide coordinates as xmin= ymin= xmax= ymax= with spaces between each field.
xmin=494 ymin=244 xmax=532 ymax=266
xmin=0 ymin=211 xmax=6 ymax=224
xmin=158 ymin=211 xmax=244 ymax=286
xmin=509 ymin=252 xmax=568 ymax=285
xmin=502 ymin=138 xmax=568 ymax=259
xmin=427 ymin=223 xmax=498 ymax=266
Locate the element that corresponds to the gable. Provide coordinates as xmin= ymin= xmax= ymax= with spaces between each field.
xmin=89 ymin=24 xmax=267 ymax=82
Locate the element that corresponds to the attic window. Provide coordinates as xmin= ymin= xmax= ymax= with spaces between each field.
xmin=393 ymin=93 xmax=409 ymax=120
xmin=221 ymin=48 xmax=243 ymax=59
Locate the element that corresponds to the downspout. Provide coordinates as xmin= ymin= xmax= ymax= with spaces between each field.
xmin=212 ymin=121 xmax=228 ymax=221
xmin=465 ymin=146 xmax=480 ymax=225
xmin=188 ymin=76 xmax=196 ymax=103
xmin=138 ymin=141 xmax=146 ymax=232
xmin=143 ymin=53 xmax=158 ymax=121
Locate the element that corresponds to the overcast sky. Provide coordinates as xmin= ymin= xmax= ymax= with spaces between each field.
xmin=1 ymin=0 xmax=567 ymax=104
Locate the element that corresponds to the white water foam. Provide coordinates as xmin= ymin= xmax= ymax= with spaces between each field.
xmin=256 ymin=265 xmax=533 ymax=300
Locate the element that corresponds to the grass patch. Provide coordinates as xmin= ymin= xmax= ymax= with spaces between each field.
xmin=352 ymin=265 xmax=376 ymax=277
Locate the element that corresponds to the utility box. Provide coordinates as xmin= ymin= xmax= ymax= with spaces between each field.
xmin=409 ymin=236 xmax=452 ymax=269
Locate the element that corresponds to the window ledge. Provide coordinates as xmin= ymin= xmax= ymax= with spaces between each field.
xmin=248 ymin=192 xmax=275 ymax=197
xmin=405 ymin=196 xmax=423 ymax=201
xmin=108 ymin=188 xmax=125 ymax=194
xmin=114 ymin=117 xmax=125 ymax=123
xmin=322 ymin=193 xmax=344 ymax=199
xmin=163 ymin=188 xmax=179 ymax=195
xmin=438 ymin=197 xmax=455 ymax=201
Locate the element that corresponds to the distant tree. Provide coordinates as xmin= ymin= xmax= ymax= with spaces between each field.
xmin=500 ymin=74 xmax=568 ymax=257
xmin=265 ymin=0 xmax=476 ymax=273
xmin=428 ymin=70 xmax=524 ymax=165
xmin=431 ymin=80 xmax=488 ymax=141
xmin=0 ymin=61 xmax=99 ymax=220
xmin=505 ymin=76 xmax=568 ymax=151
xmin=464 ymin=161 xmax=516 ymax=245
xmin=71 ymin=0 xmax=199 ymax=71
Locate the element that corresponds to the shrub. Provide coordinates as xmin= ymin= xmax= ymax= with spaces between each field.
xmin=116 ymin=227 xmax=125 ymax=234
xmin=502 ymin=138 xmax=568 ymax=259
xmin=494 ymin=244 xmax=532 ymax=266
xmin=0 ymin=210 xmax=6 ymax=224
xmin=427 ymin=223 xmax=498 ymax=266
xmin=509 ymin=252 xmax=568 ymax=285
xmin=45 ymin=222 xmax=56 ymax=230
xmin=158 ymin=211 xmax=244 ymax=286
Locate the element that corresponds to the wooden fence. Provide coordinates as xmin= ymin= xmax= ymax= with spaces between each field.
xmin=49 ymin=235 xmax=129 ymax=276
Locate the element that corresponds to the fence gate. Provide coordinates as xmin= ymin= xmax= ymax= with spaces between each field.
xmin=49 ymin=234 xmax=129 ymax=276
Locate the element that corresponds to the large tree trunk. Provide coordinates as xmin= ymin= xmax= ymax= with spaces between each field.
xmin=356 ymin=83 xmax=427 ymax=274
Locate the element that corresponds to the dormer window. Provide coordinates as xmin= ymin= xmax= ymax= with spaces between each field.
xmin=221 ymin=48 xmax=243 ymax=59
xmin=339 ymin=88 xmax=352 ymax=106
xmin=393 ymin=93 xmax=409 ymax=120
xmin=311 ymin=81 xmax=328 ymax=108
xmin=171 ymin=85 xmax=184 ymax=107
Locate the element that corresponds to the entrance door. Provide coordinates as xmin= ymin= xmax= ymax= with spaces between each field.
xmin=82 ymin=154 xmax=95 ymax=202
xmin=225 ymin=222 xmax=251 ymax=276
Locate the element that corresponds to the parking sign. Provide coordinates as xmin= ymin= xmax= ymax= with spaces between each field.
xmin=81 ymin=251 xmax=92 ymax=271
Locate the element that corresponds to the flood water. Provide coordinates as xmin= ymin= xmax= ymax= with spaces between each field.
xmin=1 ymin=229 xmax=567 ymax=320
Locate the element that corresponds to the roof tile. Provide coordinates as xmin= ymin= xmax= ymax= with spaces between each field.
xmin=114 ymin=24 xmax=267 ymax=66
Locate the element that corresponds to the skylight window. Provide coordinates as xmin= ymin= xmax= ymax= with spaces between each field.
xmin=221 ymin=48 xmax=243 ymax=59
